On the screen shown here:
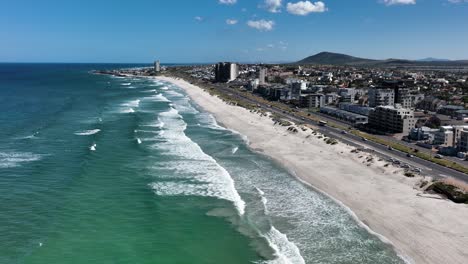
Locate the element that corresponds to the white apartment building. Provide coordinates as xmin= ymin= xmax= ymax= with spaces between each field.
xmin=368 ymin=105 xmax=416 ymax=134
xmin=368 ymin=88 xmax=395 ymax=107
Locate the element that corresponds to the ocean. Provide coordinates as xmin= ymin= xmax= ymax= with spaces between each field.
xmin=0 ymin=63 xmax=405 ymax=264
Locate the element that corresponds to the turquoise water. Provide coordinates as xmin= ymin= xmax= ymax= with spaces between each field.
xmin=0 ymin=64 xmax=405 ymax=264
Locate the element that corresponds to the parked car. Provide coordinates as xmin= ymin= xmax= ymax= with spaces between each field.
xmin=435 ymin=154 xmax=443 ymax=159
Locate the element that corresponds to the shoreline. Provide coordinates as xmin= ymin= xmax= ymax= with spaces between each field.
xmin=156 ymin=76 xmax=468 ymax=264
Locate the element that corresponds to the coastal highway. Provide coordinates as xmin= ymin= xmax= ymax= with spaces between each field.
xmin=211 ymin=84 xmax=468 ymax=183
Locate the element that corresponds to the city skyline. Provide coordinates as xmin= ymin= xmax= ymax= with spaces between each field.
xmin=1 ymin=0 xmax=468 ymax=63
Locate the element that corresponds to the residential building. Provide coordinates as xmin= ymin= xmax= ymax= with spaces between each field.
xmin=434 ymin=126 xmax=455 ymax=147
xmin=438 ymin=105 xmax=464 ymax=117
xmin=308 ymin=94 xmax=325 ymax=108
xmin=368 ymin=105 xmax=416 ymax=134
xmin=339 ymin=103 xmax=373 ymax=116
xmin=455 ymin=110 xmax=468 ymax=121
xmin=409 ymin=127 xmax=438 ymax=141
xmin=258 ymin=68 xmax=267 ymax=85
xmin=154 ymin=60 xmax=161 ymax=72
xmin=338 ymin=88 xmax=357 ymax=103
xmin=325 ymin=93 xmax=339 ymax=105
xmin=368 ymin=88 xmax=395 ymax=107
xmin=247 ymin=79 xmax=260 ymax=91
xmin=395 ymin=88 xmax=412 ymax=109
xmin=320 ymin=106 xmax=368 ymax=126
xmin=416 ymin=96 xmax=446 ymax=112
xmin=458 ymin=129 xmax=468 ymax=152
xmin=288 ymin=81 xmax=306 ymax=100
xmin=215 ymin=62 xmax=239 ymax=83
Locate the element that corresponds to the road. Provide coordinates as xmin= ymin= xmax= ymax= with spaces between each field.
xmin=213 ymin=84 xmax=468 ymax=183
xmin=311 ymin=110 xmax=467 ymax=166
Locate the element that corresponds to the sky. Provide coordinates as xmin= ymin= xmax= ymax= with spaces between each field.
xmin=1 ymin=0 xmax=468 ymax=63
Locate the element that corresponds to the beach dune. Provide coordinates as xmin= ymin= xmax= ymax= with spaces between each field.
xmin=157 ymin=76 xmax=468 ymax=264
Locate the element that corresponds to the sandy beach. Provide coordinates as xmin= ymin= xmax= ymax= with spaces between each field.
xmin=157 ymin=76 xmax=468 ymax=264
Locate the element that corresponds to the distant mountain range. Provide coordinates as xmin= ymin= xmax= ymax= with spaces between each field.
xmin=296 ymin=52 xmax=468 ymax=67
xmin=417 ymin=57 xmax=451 ymax=62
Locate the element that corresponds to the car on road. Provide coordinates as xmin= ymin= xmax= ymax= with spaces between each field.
xmin=406 ymin=153 xmax=413 ymax=158
xmin=341 ymin=130 xmax=348 ymax=134
xmin=361 ymin=137 xmax=368 ymax=141
xmin=435 ymin=154 xmax=443 ymax=159
xmin=387 ymin=146 xmax=393 ymax=150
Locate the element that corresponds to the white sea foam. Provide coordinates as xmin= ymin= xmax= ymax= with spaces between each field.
xmin=122 ymin=99 xmax=140 ymax=108
xmin=137 ymin=138 xmax=142 ymax=144
xmin=74 ymin=129 xmax=101 ymax=136
xmin=142 ymin=89 xmax=157 ymax=93
xmin=160 ymin=86 xmax=169 ymax=90
xmin=164 ymin=90 xmax=185 ymax=97
xmin=148 ymin=93 xmax=170 ymax=102
xmin=0 ymin=152 xmax=42 ymax=168
xmin=121 ymin=83 xmax=132 ymax=86
xmin=263 ymin=227 xmax=306 ymax=264
xmin=196 ymin=113 xmax=228 ymax=131
xmin=121 ymin=108 xmax=135 ymax=113
xmin=232 ymin=146 xmax=239 ymax=154
xmin=90 ymin=143 xmax=97 ymax=151
xmin=149 ymin=108 xmax=246 ymax=215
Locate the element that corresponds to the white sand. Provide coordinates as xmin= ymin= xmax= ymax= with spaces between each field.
xmin=157 ymin=76 xmax=468 ymax=264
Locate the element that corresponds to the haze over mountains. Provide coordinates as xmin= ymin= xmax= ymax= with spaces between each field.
xmin=296 ymin=52 xmax=468 ymax=67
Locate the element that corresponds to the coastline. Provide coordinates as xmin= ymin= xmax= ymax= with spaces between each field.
xmin=156 ymin=76 xmax=468 ymax=264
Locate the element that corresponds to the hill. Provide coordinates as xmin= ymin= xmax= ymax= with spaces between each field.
xmin=296 ymin=52 xmax=468 ymax=67
xmin=297 ymin=52 xmax=376 ymax=66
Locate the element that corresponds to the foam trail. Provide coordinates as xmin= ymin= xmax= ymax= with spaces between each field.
xmin=149 ymin=107 xmax=245 ymax=215
xmin=0 ymin=152 xmax=42 ymax=168
xmin=121 ymin=83 xmax=131 ymax=86
xmin=121 ymin=108 xmax=135 ymax=113
xmin=142 ymin=89 xmax=157 ymax=93
xmin=75 ymin=129 xmax=101 ymax=136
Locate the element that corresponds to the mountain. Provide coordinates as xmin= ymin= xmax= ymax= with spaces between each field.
xmin=295 ymin=52 xmax=468 ymax=67
xmin=297 ymin=52 xmax=376 ymax=66
xmin=418 ymin=57 xmax=451 ymax=62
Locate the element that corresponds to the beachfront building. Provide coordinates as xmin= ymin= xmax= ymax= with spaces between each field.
xmin=154 ymin=60 xmax=161 ymax=72
xmin=339 ymin=103 xmax=373 ymax=116
xmin=434 ymin=126 xmax=455 ymax=147
xmin=395 ymin=88 xmax=412 ymax=109
xmin=320 ymin=106 xmax=368 ymax=126
xmin=214 ymin=62 xmax=239 ymax=83
xmin=288 ymin=80 xmax=306 ymax=100
xmin=433 ymin=125 xmax=468 ymax=147
xmin=258 ymin=68 xmax=267 ymax=85
xmin=368 ymin=88 xmax=395 ymax=107
xmin=338 ymin=88 xmax=357 ymax=103
xmin=302 ymin=94 xmax=325 ymax=109
xmin=458 ymin=129 xmax=468 ymax=152
xmin=368 ymin=105 xmax=416 ymax=134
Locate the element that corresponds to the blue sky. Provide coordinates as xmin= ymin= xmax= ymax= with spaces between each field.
xmin=1 ymin=0 xmax=467 ymax=63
